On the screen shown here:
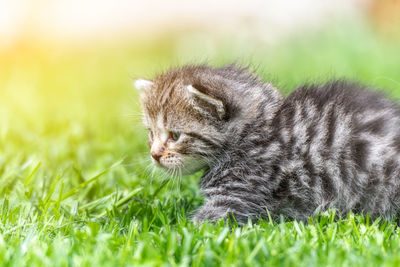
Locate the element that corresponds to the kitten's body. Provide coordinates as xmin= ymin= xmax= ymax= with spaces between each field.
xmin=137 ymin=65 xmax=400 ymax=223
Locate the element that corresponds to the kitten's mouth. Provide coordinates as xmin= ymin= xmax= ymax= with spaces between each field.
xmin=153 ymin=161 xmax=185 ymax=177
xmin=151 ymin=158 xmax=165 ymax=168
xmin=152 ymin=156 xmax=206 ymax=176
xmin=152 ymin=157 xmax=181 ymax=171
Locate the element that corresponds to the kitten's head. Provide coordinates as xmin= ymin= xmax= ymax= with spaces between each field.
xmin=135 ymin=65 xmax=282 ymax=175
xmin=135 ymin=65 xmax=237 ymax=175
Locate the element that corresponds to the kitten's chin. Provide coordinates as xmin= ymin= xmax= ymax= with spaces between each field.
xmin=162 ymin=163 xmax=206 ymax=175
xmin=179 ymin=163 xmax=207 ymax=175
xmin=154 ymin=156 xmax=207 ymax=175
xmin=178 ymin=156 xmax=208 ymax=175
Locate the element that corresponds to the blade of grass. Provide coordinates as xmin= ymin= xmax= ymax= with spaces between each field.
xmin=152 ymin=178 xmax=169 ymax=198
xmin=61 ymin=159 xmax=123 ymax=201
xmin=24 ymin=161 xmax=41 ymax=186
xmin=97 ymin=187 xmax=143 ymax=217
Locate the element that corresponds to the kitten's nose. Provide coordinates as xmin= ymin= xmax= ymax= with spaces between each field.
xmin=151 ymin=151 xmax=163 ymax=162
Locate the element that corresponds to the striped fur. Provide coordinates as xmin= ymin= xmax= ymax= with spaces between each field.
xmin=138 ymin=64 xmax=400 ymax=223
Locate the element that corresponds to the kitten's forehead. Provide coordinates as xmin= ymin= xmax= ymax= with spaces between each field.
xmin=156 ymin=113 xmax=164 ymax=129
xmin=143 ymin=111 xmax=168 ymax=137
xmin=141 ymin=82 xmax=193 ymax=122
xmin=141 ymin=78 xmax=184 ymax=108
xmin=143 ymin=97 xmax=182 ymax=127
xmin=140 ymin=66 xmax=218 ymax=128
xmin=143 ymin=101 xmax=201 ymax=135
xmin=154 ymin=113 xmax=169 ymax=141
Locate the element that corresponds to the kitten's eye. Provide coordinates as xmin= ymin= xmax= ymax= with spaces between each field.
xmin=170 ymin=131 xmax=181 ymax=141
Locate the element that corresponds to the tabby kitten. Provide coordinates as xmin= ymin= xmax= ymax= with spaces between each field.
xmin=135 ymin=64 xmax=400 ymax=223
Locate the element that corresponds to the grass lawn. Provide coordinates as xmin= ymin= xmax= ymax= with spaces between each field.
xmin=1 ymin=22 xmax=400 ymax=266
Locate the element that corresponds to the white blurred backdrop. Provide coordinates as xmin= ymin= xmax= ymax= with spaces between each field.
xmin=0 ymin=0 xmax=370 ymax=46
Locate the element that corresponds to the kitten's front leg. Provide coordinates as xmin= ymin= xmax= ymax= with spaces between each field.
xmin=192 ymin=203 xmax=229 ymax=223
xmin=192 ymin=198 xmax=248 ymax=224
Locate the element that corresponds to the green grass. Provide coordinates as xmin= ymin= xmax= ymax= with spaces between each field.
xmin=1 ymin=22 xmax=400 ymax=266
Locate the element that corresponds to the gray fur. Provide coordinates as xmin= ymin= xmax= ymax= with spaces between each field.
xmin=138 ymin=64 xmax=400 ymax=224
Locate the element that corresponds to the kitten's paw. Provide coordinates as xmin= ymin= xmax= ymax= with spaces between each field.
xmin=192 ymin=206 xmax=246 ymax=225
xmin=192 ymin=206 xmax=227 ymax=224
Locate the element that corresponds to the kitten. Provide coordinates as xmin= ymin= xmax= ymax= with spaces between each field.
xmin=135 ymin=64 xmax=400 ymax=223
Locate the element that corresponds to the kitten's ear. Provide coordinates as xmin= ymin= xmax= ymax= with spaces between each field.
xmin=187 ymin=84 xmax=225 ymax=119
xmin=134 ymin=79 xmax=153 ymax=91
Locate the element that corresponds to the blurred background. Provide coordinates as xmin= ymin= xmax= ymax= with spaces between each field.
xmin=0 ymin=0 xmax=400 ymax=196
xmin=1 ymin=0 xmax=399 ymax=45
